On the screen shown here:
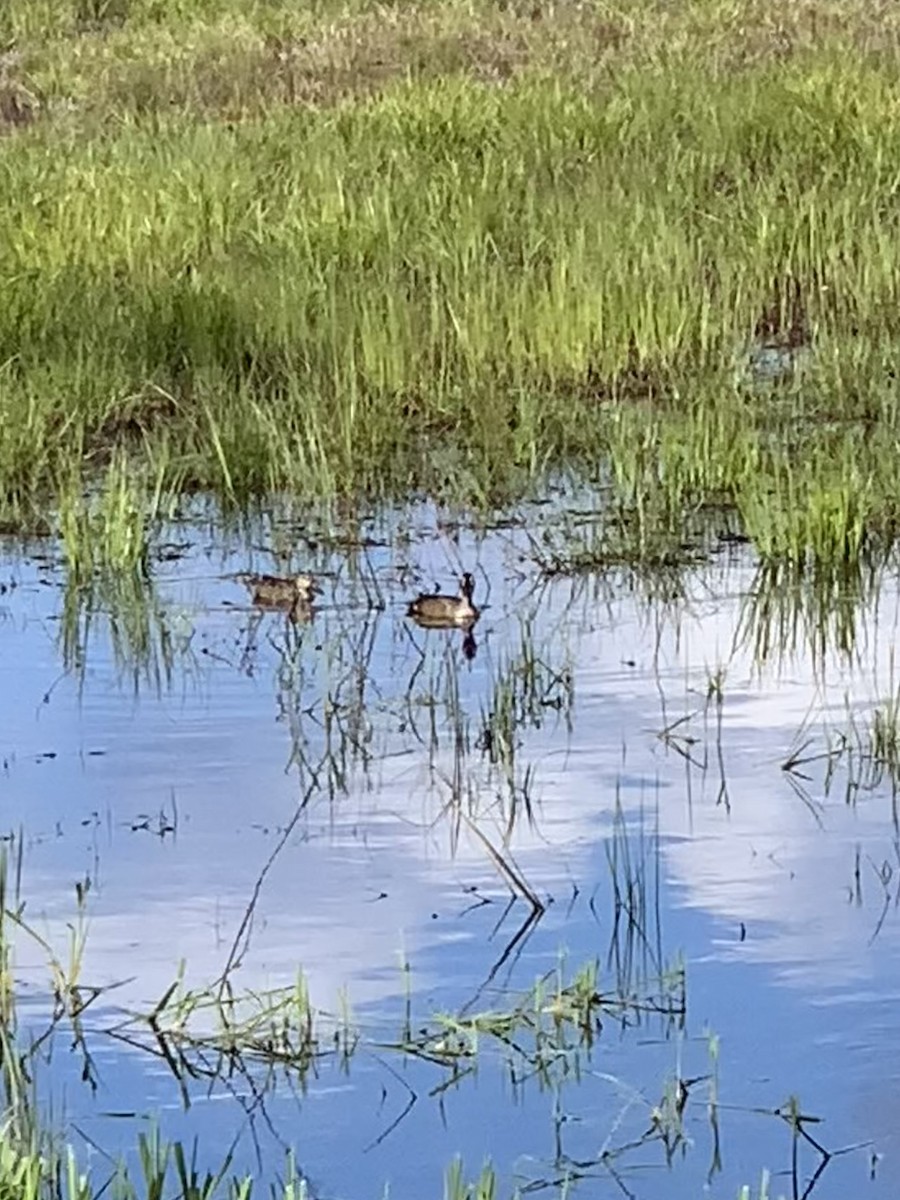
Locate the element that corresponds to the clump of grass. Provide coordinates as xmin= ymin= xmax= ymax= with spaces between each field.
xmin=736 ymin=552 xmax=884 ymax=669
xmin=0 ymin=1138 xmax=92 ymax=1200
xmin=0 ymin=1126 xmax=312 ymax=1199
xmin=868 ymin=696 xmax=900 ymax=782
xmin=403 ymin=950 xmax=684 ymax=1080
xmin=54 ymin=456 xmax=186 ymax=689
xmin=477 ymin=623 xmax=572 ymax=810
xmin=58 ymin=456 xmax=168 ymax=580
xmin=57 ymin=565 xmax=192 ymax=694
xmin=444 ymin=1159 xmax=498 ymax=1200
xmin=837 ymin=679 xmax=900 ymax=796
xmin=116 ymin=968 xmax=351 ymax=1084
xmin=737 ymin=459 xmax=871 ymax=569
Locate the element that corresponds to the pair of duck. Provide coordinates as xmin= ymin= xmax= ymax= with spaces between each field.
xmin=238 ymin=571 xmax=479 ymax=627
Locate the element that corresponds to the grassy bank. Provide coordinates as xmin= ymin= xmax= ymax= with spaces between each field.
xmin=1 ymin=0 xmax=899 ymax=563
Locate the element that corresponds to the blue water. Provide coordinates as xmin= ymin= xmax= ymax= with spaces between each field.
xmin=0 ymin=503 xmax=897 ymax=1199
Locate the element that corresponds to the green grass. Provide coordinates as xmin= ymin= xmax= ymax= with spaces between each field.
xmin=0 ymin=1130 xmax=312 ymax=1199
xmin=2 ymin=0 xmax=900 ymax=558
xmin=737 ymin=554 xmax=882 ymax=667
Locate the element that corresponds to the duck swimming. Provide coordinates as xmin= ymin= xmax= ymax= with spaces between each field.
xmin=407 ymin=572 xmax=479 ymax=628
xmin=237 ymin=572 xmax=318 ymax=611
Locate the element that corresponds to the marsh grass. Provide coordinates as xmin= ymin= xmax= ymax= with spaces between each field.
xmin=50 ymin=454 xmax=198 ymax=689
xmin=116 ymin=969 xmax=350 ymax=1086
xmin=0 ymin=1 xmax=899 ymax=563
xmin=603 ymin=798 xmax=679 ymax=1015
xmin=57 ymin=456 xmax=176 ymax=580
xmin=58 ymin=566 xmax=193 ymax=693
xmin=832 ymin=677 xmax=900 ymax=797
xmin=0 ymin=1129 xmax=310 ymax=1200
xmin=444 ymin=1159 xmax=497 ymax=1200
xmin=446 ymin=1160 xmax=779 ymax=1200
xmin=477 ymin=620 xmax=573 ymax=813
xmin=736 ymin=553 xmax=884 ymax=670
xmin=402 ymin=948 xmax=684 ymax=1085
xmin=866 ymin=695 xmax=900 ymax=787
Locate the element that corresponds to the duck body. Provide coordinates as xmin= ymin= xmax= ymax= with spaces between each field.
xmin=407 ymin=572 xmax=479 ymax=628
xmin=237 ymin=572 xmax=318 ymax=611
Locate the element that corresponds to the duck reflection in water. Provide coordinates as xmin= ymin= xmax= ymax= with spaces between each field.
xmin=461 ymin=627 xmax=478 ymax=661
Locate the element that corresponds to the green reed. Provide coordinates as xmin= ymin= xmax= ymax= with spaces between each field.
xmin=57 ymin=455 xmax=176 ymax=579
xmin=444 ymin=1159 xmax=498 ymax=1200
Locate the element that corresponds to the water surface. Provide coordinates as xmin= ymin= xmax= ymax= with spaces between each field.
xmin=1 ymin=502 xmax=897 ymax=1199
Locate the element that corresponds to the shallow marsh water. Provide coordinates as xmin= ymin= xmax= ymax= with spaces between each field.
xmin=1 ymin=500 xmax=899 ymax=1199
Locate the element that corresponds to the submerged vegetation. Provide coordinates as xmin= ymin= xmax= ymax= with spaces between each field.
xmin=0 ymin=0 xmax=897 ymax=568
xmin=0 ymin=838 xmax=695 ymax=1200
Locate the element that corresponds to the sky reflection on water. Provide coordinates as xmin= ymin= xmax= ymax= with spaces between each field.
xmin=0 ymin=505 xmax=897 ymax=1199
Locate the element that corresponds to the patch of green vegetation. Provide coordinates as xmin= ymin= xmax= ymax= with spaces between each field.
xmin=477 ymin=617 xmax=573 ymax=807
xmin=58 ymin=564 xmax=192 ymax=692
xmin=0 ymin=1129 xmax=311 ymax=1199
xmin=817 ymin=673 xmax=900 ymax=799
xmin=444 ymin=1159 xmax=501 ymax=1200
xmin=2 ymin=1 xmax=900 ymax=560
xmin=737 ymin=552 xmax=885 ymax=668
xmin=119 ymin=966 xmax=356 ymax=1083
xmin=403 ymin=952 xmax=684 ymax=1071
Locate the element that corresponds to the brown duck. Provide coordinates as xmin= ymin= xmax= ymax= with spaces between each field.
xmin=237 ymin=572 xmax=318 ymax=612
xmin=407 ymin=572 xmax=479 ymax=628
